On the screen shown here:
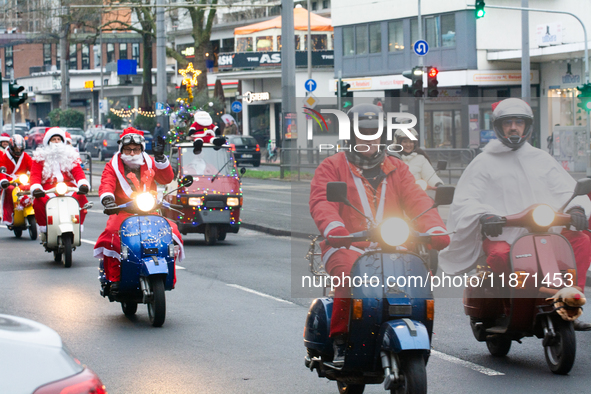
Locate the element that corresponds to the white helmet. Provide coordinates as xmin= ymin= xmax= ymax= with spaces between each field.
xmin=492 ymin=98 xmax=534 ymax=150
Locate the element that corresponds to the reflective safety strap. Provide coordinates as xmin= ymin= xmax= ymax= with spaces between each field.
xmin=111 ymin=153 xmax=133 ymax=198
xmin=348 ymin=158 xmax=387 ymax=226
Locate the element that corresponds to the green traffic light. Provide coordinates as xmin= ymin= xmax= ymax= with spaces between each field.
xmin=342 ymin=101 xmax=353 ymax=109
xmin=476 ymin=9 xmax=485 ymax=18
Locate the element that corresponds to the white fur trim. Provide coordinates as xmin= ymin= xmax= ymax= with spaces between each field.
xmin=30 ymin=184 xmax=43 ymax=193
xmin=154 ymin=157 xmax=169 ymax=170
xmin=172 ymin=233 xmax=185 ymax=262
xmin=426 ymin=226 xmax=446 ymax=234
xmin=100 ymin=192 xmax=115 ymax=203
xmin=93 ymin=246 xmax=121 ymax=261
xmin=0 ymin=135 xmax=9 ymax=142
xmin=43 ymin=127 xmax=66 ymax=147
xmin=76 ymin=179 xmax=90 ymax=188
xmin=38 ymin=225 xmax=46 ymax=233
xmin=323 ymin=221 xmax=345 ymax=238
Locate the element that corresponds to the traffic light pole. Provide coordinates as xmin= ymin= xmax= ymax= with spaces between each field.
xmin=417 ymin=0 xmax=425 ymax=148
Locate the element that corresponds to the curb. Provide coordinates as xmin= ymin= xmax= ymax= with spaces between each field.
xmin=241 ymin=222 xmax=314 ymax=240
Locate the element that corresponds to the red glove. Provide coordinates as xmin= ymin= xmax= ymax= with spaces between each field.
xmin=326 ymin=226 xmax=352 ymax=248
xmin=428 ymin=230 xmax=450 ymax=251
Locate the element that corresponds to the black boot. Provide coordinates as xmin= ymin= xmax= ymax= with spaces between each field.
xmin=332 ymin=335 xmax=346 ymax=367
xmin=574 ymin=319 xmax=591 ymax=331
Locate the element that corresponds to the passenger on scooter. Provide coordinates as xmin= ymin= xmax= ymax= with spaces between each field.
xmin=29 ymin=127 xmax=89 ymax=235
xmin=94 ymin=127 xmax=185 ymax=293
xmin=0 ymin=133 xmax=10 ymax=154
xmin=438 ymin=98 xmax=591 ymax=331
xmin=392 ymin=128 xmax=444 ymax=189
xmin=309 ymin=103 xmax=450 ymax=367
xmin=0 ymin=135 xmax=33 ymax=225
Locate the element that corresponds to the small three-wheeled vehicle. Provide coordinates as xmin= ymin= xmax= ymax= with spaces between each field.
xmin=162 ymin=142 xmax=245 ymax=245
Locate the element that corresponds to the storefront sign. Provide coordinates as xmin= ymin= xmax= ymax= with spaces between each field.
xmin=536 ymin=23 xmax=562 ymax=47
xmin=468 ymin=70 xmax=539 ymax=85
xmin=243 ymin=91 xmax=270 ymax=103
xmin=84 ymin=80 xmax=94 ymax=89
xmin=218 ymin=51 xmax=334 ymax=69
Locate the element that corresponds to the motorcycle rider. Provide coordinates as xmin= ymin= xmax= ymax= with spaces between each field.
xmin=393 ymin=128 xmax=444 ymax=189
xmin=309 ymin=103 xmax=450 ymax=366
xmin=0 ymin=135 xmax=33 ymax=225
xmin=93 ymin=127 xmax=185 ymax=294
xmin=29 ymin=127 xmax=89 ymax=236
xmin=0 ymin=133 xmax=10 ymax=154
xmin=438 ymin=98 xmax=591 ymax=331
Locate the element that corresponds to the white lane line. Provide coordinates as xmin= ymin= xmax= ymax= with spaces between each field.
xmin=81 ymin=239 xmax=96 ymax=245
xmin=431 ymin=350 xmax=505 ymax=376
xmin=226 ymin=284 xmax=295 ymax=305
xmin=176 ymin=265 xmax=186 ymax=270
xmin=0 ymin=225 xmax=6 ymax=229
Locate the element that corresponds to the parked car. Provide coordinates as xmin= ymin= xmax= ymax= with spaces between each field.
xmin=25 ymin=127 xmax=49 ymax=149
xmin=2 ymin=124 xmax=29 ymax=137
xmin=0 ymin=314 xmax=106 ymax=394
xmin=226 ymin=135 xmax=261 ymax=167
xmin=86 ymin=129 xmax=122 ymax=161
xmin=64 ymin=127 xmax=86 ymax=151
xmin=138 ymin=130 xmax=154 ymax=153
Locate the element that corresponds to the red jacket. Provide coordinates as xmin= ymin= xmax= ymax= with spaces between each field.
xmin=99 ymin=152 xmax=173 ymax=204
xmin=0 ymin=151 xmax=32 ymax=181
xmin=310 ymin=152 xmax=446 ymax=256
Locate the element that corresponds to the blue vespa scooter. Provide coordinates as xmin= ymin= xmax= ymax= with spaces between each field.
xmin=99 ymin=175 xmax=193 ymax=327
xmin=304 ymin=182 xmax=454 ymax=394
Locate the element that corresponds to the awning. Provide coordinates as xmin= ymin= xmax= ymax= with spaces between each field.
xmin=234 ymin=6 xmax=332 ymax=35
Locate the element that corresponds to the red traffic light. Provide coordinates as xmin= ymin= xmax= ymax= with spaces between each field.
xmin=428 ymin=68 xmax=438 ymax=78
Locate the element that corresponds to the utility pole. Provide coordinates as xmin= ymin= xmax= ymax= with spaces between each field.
xmin=521 ymin=0 xmax=530 ymax=99
xmin=99 ymin=27 xmax=104 ymax=125
xmin=60 ymin=2 xmax=70 ymax=111
xmin=418 ymin=0 xmax=425 ymax=147
xmin=156 ymin=0 xmax=168 ymax=133
xmin=281 ymin=0 xmax=296 ymax=162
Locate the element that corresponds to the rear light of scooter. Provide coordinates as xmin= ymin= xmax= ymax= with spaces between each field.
xmin=47 ymin=216 xmax=53 ymax=225
xmin=568 ymin=269 xmax=577 ymax=286
xmin=33 ymin=367 xmax=107 ymax=394
xmin=426 ymin=299 xmax=435 ymax=321
xmin=352 ymin=299 xmax=363 ymax=320
xmin=255 ymin=144 xmax=260 ymax=152
xmin=103 ymin=139 xmax=108 ymax=147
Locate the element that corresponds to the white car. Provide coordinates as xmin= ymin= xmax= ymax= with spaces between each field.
xmin=0 ymin=314 xmax=106 ymax=394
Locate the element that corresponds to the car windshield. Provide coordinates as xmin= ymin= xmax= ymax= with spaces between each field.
xmin=107 ymin=133 xmax=120 ymax=141
xmin=181 ymin=147 xmax=234 ymax=177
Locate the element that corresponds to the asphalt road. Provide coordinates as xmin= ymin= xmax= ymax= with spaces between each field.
xmin=2 ymin=197 xmax=591 ymax=393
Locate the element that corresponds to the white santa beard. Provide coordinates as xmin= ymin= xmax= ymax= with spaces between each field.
xmin=33 ymin=143 xmax=80 ymax=181
xmin=121 ymin=153 xmax=145 ymax=169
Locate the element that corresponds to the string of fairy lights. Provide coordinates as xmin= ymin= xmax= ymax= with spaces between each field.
xmin=110 ymin=107 xmax=157 ymax=118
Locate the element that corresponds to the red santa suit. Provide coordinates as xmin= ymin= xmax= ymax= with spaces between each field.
xmin=29 ymin=128 xmax=89 ymax=232
xmin=94 ymin=147 xmax=184 ymax=283
xmin=188 ymin=111 xmax=217 ymax=143
xmin=0 ymin=149 xmax=33 ymax=225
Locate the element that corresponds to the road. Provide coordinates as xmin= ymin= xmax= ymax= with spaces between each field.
xmin=2 ymin=197 xmax=591 ymax=393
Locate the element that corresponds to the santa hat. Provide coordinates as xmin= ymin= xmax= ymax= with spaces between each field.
xmin=194 ymin=111 xmax=213 ymax=127
xmin=119 ymin=127 xmax=146 ymax=151
xmin=43 ymin=127 xmax=66 ymax=146
xmin=0 ymin=133 xmax=10 ymax=143
xmin=65 ymin=132 xmax=72 ymax=144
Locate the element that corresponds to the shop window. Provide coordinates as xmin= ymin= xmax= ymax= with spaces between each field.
xmin=303 ymin=34 xmax=328 ymax=51
xmin=295 ymin=35 xmax=301 ymax=50
xmin=81 ymin=44 xmax=90 ymax=69
xmin=107 ymin=43 xmax=115 ymax=63
xmin=343 ymin=26 xmax=354 ymax=56
xmin=222 ymin=38 xmax=234 ymax=52
xmin=236 ymin=37 xmax=253 ymax=52
xmin=69 ymin=44 xmax=77 ymax=70
xmin=388 ymin=21 xmax=404 ymax=52
xmin=425 ymin=16 xmax=439 ymax=48
xmin=43 ymin=43 xmax=52 ymax=66
xmin=256 ymin=36 xmax=273 ymax=52
xmin=441 ymin=14 xmax=456 ymax=47
xmin=132 ymin=43 xmax=140 ymax=66
xmin=277 ymin=35 xmax=281 ymax=51
xmin=356 ymin=25 xmax=368 ymax=55
xmin=119 ymin=43 xmax=128 ymax=59
xmin=369 ymin=23 xmax=381 ymax=54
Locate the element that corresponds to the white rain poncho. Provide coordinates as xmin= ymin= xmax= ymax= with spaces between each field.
xmin=438 ymin=139 xmax=591 ymax=275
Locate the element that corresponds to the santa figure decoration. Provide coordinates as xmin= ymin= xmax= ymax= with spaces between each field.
xmin=188 ymin=111 xmax=217 ymax=143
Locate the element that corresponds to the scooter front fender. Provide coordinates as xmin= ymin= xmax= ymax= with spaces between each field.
xmin=58 ymin=223 xmax=74 ymax=235
xmin=379 ymin=319 xmax=430 ymax=353
xmin=140 ymin=256 xmax=169 ymax=277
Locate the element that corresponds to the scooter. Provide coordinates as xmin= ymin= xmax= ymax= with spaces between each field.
xmin=464 ymin=178 xmax=591 ymax=375
xmin=304 ymin=182 xmax=454 ymax=394
xmin=99 ymin=175 xmax=193 ymax=327
xmin=3 ymin=173 xmax=37 ymax=240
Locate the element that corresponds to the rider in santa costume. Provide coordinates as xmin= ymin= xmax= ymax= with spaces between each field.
xmin=94 ymin=127 xmax=184 ymax=291
xmin=188 ymin=110 xmax=218 ymax=143
xmin=0 ymin=133 xmax=10 ymax=154
xmin=0 ymin=135 xmax=33 ymax=225
xmin=30 ymin=127 xmax=89 ymax=233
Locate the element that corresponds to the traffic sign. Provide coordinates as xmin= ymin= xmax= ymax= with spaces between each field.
xmin=303 ymin=94 xmax=318 ymax=109
xmin=99 ymin=99 xmax=108 ymax=114
xmin=413 ymin=40 xmax=429 ymax=56
xmin=155 ymin=102 xmax=165 ymax=116
xmin=305 ymin=79 xmax=317 ymax=92
xmin=231 ymin=101 xmax=243 ymax=113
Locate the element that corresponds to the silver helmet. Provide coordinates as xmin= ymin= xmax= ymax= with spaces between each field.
xmin=492 ymin=98 xmax=534 ymax=150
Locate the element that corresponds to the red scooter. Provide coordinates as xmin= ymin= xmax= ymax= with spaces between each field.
xmin=464 ymin=178 xmax=591 ymax=375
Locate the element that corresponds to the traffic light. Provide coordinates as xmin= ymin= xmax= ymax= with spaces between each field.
xmin=577 ymin=83 xmax=591 ymax=112
xmin=9 ymin=82 xmax=27 ymax=110
xmin=427 ymin=67 xmax=439 ymax=97
xmin=403 ymin=67 xmax=424 ymax=97
xmin=335 ymin=80 xmax=351 ymax=97
xmin=475 ymin=0 xmax=486 ymax=19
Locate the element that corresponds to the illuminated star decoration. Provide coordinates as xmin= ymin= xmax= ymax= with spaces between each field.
xmin=179 ymin=62 xmax=202 ymax=105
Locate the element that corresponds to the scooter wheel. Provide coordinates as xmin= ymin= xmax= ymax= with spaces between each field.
xmin=337 ymin=381 xmax=365 ymax=394
xmin=28 ymin=216 xmax=37 ymax=240
xmin=62 ymin=234 xmax=73 ymax=268
xmin=147 ymin=277 xmax=166 ymax=327
xmin=486 ymin=337 xmax=511 ymax=357
xmin=14 ymin=229 xmax=22 ymax=238
xmin=545 ymin=317 xmax=576 ymax=375
xmin=392 ymin=352 xmax=427 ymax=394
xmin=121 ymin=302 xmax=138 ymax=316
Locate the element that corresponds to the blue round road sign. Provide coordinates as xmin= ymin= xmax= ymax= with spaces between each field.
xmin=305 ymin=79 xmax=317 ymax=92
xmin=413 ymin=40 xmax=429 ymax=56
xmin=231 ymin=101 xmax=242 ymax=113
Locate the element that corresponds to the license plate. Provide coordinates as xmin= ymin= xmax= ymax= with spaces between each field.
xmin=242 ymin=154 xmax=253 ymax=158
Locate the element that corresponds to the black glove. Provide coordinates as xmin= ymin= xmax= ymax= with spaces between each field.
xmin=102 ymin=196 xmax=119 ymax=215
xmin=567 ymin=207 xmax=588 ymax=231
xmin=77 ymin=184 xmax=89 ymax=195
xmin=0 ymin=179 xmax=8 ymax=189
xmin=480 ymin=214 xmax=505 ymax=238
xmin=153 ymin=136 xmax=166 ymax=162
xmin=32 ymin=188 xmax=46 ymax=198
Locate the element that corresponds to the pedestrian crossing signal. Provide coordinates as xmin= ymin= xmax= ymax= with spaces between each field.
xmin=475 ymin=0 xmax=486 ymax=19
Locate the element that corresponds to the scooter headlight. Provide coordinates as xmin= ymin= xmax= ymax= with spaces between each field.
xmin=415 ymin=179 xmax=427 ymax=191
xmin=136 ymin=192 xmax=156 ymax=212
xmin=18 ymin=174 xmax=29 ymax=185
xmin=380 ymin=218 xmax=410 ymax=247
xmin=55 ymin=182 xmax=68 ymax=195
xmin=533 ymin=204 xmax=555 ymax=227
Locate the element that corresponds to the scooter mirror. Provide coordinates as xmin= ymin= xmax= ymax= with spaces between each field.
xmin=327 ymin=182 xmax=348 ymax=203
xmin=573 ymin=178 xmax=591 ymax=197
xmin=437 ymin=160 xmax=447 ymax=171
xmin=434 ymin=185 xmax=455 ymax=206
xmin=180 ymin=175 xmax=194 ymax=187
xmin=240 ymin=167 xmax=246 ymax=176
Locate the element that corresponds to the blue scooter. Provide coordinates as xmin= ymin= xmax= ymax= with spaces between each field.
xmin=304 ymin=182 xmax=454 ymax=394
xmin=99 ymin=175 xmax=193 ymax=327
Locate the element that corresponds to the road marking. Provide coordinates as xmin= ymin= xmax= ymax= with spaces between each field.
xmin=226 ymin=284 xmax=295 ymax=305
xmin=81 ymin=239 xmax=96 ymax=245
xmin=176 ymin=265 xmax=185 ymax=270
xmin=431 ymin=350 xmax=505 ymax=376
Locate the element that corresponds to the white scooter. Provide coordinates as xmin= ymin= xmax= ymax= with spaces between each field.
xmin=39 ymin=182 xmax=93 ymax=267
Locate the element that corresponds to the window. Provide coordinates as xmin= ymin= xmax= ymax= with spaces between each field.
xmin=5 ymin=46 xmax=13 ymax=76
xmin=388 ymin=21 xmax=404 ymax=52
xmin=311 ymin=1 xmax=317 ymax=11
xmin=256 ymin=36 xmax=273 ymax=52
xmin=295 ymin=35 xmax=301 ymax=50
xmin=323 ymin=0 xmax=329 ymax=9
xmin=355 ymin=25 xmax=367 ymax=55
xmin=107 ymin=43 xmax=114 ymax=63
xmin=43 ymin=43 xmax=51 ymax=66
xmin=236 ymin=37 xmax=253 ymax=52
xmin=277 ymin=35 xmax=281 ymax=50
xmin=81 ymin=44 xmax=90 ymax=69
xmin=441 ymin=14 xmax=456 ymax=47
xmin=119 ymin=43 xmax=128 ymax=59
xmin=369 ymin=23 xmax=381 ymax=54
xmin=425 ymin=17 xmax=439 ymax=48
xmin=222 ymin=38 xmax=234 ymax=52
xmin=343 ymin=26 xmax=354 ymax=56
xmin=303 ymin=34 xmax=328 ymax=51
xmin=132 ymin=43 xmax=140 ymax=66
xmin=69 ymin=44 xmax=77 ymax=69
